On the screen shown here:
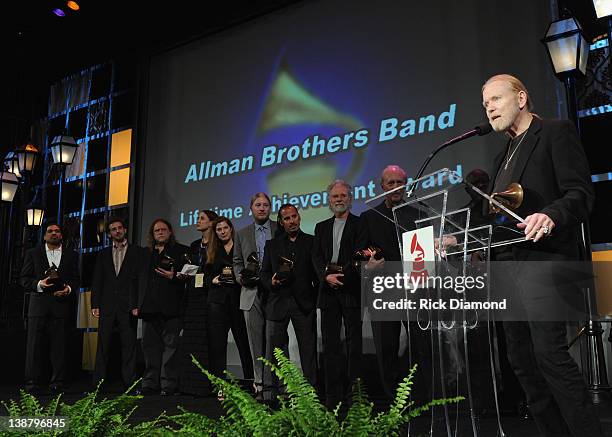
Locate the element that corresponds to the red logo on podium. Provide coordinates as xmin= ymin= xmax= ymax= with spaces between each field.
xmin=410 ymin=233 xmax=429 ymax=287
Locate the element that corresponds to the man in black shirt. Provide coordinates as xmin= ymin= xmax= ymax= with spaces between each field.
xmin=260 ymin=204 xmax=318 ymax=400
xmin=482 ymin=73 xmax=601 ymax=436
xmin=136 ymin=218 xmax=189 ymax=395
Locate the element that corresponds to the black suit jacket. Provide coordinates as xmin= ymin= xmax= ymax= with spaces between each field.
xmin=357 ymin=200 xmax=422 ymax=262
xmin=490 ymin=117 xmax=594 ymax=260
xmin=20 ymin=245 xmax=79 ymax=318
xmin=260 ymin=231 xmax=317 ymax=320
xmin=312 ymin=213 xmax=361 ymax=308
xmin=91 ymin=244 xmax=141 ymax=315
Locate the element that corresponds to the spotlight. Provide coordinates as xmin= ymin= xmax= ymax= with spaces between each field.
xmin=66 ymin=1 xmax=80 ymax=11
xmin=52 ymin=8 xmax=66 ymax=17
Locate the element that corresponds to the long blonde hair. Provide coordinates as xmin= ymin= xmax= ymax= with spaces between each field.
xmin=482 ymin=74 xmax=533 ymax=111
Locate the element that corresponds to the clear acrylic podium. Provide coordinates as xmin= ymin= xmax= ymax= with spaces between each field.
xmin=364 ymin=168 xmax=528 ymax=437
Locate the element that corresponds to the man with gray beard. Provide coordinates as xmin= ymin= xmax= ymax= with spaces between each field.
xmin=312 ymin=180 xmax=362 ymax=409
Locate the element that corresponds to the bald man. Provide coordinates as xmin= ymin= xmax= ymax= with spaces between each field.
xmin=357 ymin=165 xmax=428 ymax=402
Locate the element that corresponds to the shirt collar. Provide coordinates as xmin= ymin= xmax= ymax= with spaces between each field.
xmin=256 ymin=220 xmax=270 ymax=231
xmin=45 ymin=244 xmax=62 ymax=252
xmin=113 ymin=240 xmax=128 ymax=249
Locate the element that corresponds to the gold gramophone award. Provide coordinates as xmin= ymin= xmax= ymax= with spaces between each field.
xmin=219 ymin=265 xmax=236 ymax=284
xmin=489 ymin=182 xmax=523 ymax=214
xmin=44 ymin=263 xmax=66 ymax=293
xmin=276 ymin=256 xmax=294 ymax=282
xmin=240 ymin=252 xmax=260 ymax=287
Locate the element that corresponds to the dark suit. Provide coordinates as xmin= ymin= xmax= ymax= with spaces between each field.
xmin=490 ymin=118 xmax=601 ymax=436
xmin=91 ymin=244 xmax=140 ymax=387
xmin=137 ymin=242 xmax=189 ymax=392
xmin=20 ymin=245 xmax=79 ymax=390
xmin=260 ymin=230 xmax=318 ymax=396
xmin=312 ymin=213 xmax=362 ymax=408
xmin=357 ymin=200 xmax=428 ymax=400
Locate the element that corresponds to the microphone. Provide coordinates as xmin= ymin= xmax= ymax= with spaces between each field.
xmin=407 ymin=122 xmax=493 ymax=197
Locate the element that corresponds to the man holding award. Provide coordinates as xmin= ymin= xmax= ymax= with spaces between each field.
xmin=260 ymin=204 xmax=318 ymax=402
xmin=482 ymin=74 xmax=602 ymax=436
xmin=312 ymin=180 xmax=362 ymax=409
xmin=20 ymin=221 xmax=79 ymax=394
xmin=136 ymin=218 xmax=189 ymax=396
xmin=233 ymin=192 xmax=278 ymax=399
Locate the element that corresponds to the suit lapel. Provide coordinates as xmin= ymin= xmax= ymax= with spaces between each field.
xmin=39 ymin=245 xmax=51 ymax=271
xmin=324 ymin=217 xmax=334 ymax=261
xmin=248 ymin=223 xmax=257 ymax=253
xmin=510 ymin=117 xmax=542 ymax=185
xmin=339 ymin=213 xmax=357 ymax=262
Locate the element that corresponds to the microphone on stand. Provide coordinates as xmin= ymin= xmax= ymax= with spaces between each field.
xmin=407 ymin=122 xmax=493 ymax=198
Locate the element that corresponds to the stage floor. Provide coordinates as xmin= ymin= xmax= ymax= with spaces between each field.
xmin=1 ymin=380 xmax=612 ymax=436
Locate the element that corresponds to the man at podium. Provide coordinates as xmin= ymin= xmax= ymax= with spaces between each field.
xmin=482 ymin=74 xmax=602 ymax=436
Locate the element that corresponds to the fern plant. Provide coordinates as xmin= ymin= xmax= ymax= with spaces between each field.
xmin=1 ymin=382 xmax=163 ymax=437
xmin=165 ymin=348 xmax=464 ymax=437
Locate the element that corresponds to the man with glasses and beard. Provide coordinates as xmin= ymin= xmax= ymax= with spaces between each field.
xmin=312 ymin=180 xmax=362 ymax=409
xmin=136 ymin=218 xmax=189 ymax=396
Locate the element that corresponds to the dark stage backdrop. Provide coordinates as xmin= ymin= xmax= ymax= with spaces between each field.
xmin=140 ymin=0 xmax=562 ymax=243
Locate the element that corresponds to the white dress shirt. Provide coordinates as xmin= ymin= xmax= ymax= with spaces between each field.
xmin=37 ymin=244 xmax=70 ymax=293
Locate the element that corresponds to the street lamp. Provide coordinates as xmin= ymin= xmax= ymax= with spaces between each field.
xmin=50 ymin=134 xmax=78 ymax=166
xmin=542 ymin=17 xmax=590 ymax=130
xmin=543 ymin=15 xmax=610 ymax=403
xmin=26 ymin=204 xmax=45 ymax=227
xmin=1 ymin=171 xmax=19 ymax=202
xmin=50 ymin=134 xmax=78 ymax=224
xmin=542 ymin=17 xmax=589 ymax=77
xmin=14 ymin=142 xmax=39 ymax=176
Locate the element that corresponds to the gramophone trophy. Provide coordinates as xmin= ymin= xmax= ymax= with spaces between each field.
xmin=324 ymin=263 xmax=344 ymax=276
xmin=157 ymin=254 xmax=175 ymax=271
xmin=489 ymin=182 xmax=523 ymax=214
xmin=240 ymin=252 xmax=260 ymax=288
xmin=276 ymin=255 xmax=294 ymax=283
xmin=219 ymin=265 xmax=236 ymax=284
xmin=44 ymin=263 xmax=66 ymax=293
xmin=324 ymin=263 xmax=345 ymax=289
xmin=353 ymin=246 xmax=384 ymax=264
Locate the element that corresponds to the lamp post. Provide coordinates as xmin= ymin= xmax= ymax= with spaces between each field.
xmin=50 ymin=134 xmax=78 ymax=224
xmin=543 ymin=16 xmax=611 ymax=403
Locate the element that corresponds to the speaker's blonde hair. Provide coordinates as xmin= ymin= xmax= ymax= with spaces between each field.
xmin=482 ymin=74 xmax=533 ymax=111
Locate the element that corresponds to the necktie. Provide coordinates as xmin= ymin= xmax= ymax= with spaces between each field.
xmin=113 ymin=247 xmax=122 ymax=275
xmin=256 ymin=226 xmax=266 ymax=264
